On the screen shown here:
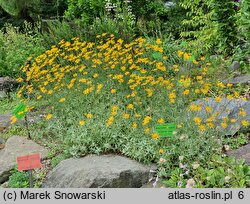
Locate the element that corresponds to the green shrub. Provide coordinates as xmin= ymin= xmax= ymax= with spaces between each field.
xmin=0 ymin=22 xmax=45 ymax=77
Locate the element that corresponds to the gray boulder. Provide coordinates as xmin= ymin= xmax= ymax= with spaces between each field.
xmin=230 ymin=61 xmax=240 ymax=71
xmin=0 ymin=113 xmax=12 ymax=133
xmin=43 ymin=154 xmax=157 ymax=188
xmin=0 ymin=136 xmax=48 ymax=183
xmin=223 ymin=74 xmax=250 ymax=85
xmin=0 ymin=112 xmax=45 ymax=133
xmin=189 ymin=97 xmax=250 ymax=135
xmin=0 ymin=77 xmax=19 ymax=98
xmin=0 ymin=138 xmax=4 ymax=150
xmin=227 ymin=144 xmax=250 ymax=165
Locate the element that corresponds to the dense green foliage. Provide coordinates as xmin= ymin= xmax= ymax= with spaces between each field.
xmin=0 ymin=0 xmax=40 ymax=21
xmin=0 ymin=23 xmax=45 ymax=77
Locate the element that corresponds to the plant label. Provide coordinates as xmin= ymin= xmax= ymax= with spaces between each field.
xmin=12 ymin=103 xmax=28 ymax=120
xmin=155 ymin=123 xmax=176 ymax=137
xmin=17 ymin=153 xmax=41 ymax=171
xmin=152 ymin=52 xmax=162 ymax=59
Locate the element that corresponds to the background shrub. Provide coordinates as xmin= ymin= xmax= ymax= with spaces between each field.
xmin=0 ymin=22 xmax=45 ymax=77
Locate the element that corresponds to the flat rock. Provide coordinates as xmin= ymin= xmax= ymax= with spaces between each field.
xmin=189 ymin=98 xmax=250 ymax=136
xmin=227 ymin=144 xmax=250 ymax=165
xmin=43 ymin=154 xmax=157 ymax=188
xmin=0 ymin=112 xmax=45 ymax=133
xmin=0 ymin=113 xmax=12 ymax=133
xmin=223 ymin=74 xmax=250 ymax=85
xmin=0 ymin=136 xmax=48 ymax=183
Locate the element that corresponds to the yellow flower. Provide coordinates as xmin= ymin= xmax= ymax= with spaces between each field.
xmin=10 ymin=116 xmax=17 ymax=124
xmin=215 ymin=96 xmax=221 ymax=102
xmin=241 ymin=120 xmax=249 ymax=127
xmin=48 ymin=90 xmax=53 ymax=95
xmin=177 ymin=124 xmax=182 ymax=128
xmin=151 ymin=133 xmax=159 ymax=140
xmin=156 ymin=38 xmax=162 ymax=44
xmin=230 ymin=118 xmax=237 ymax=123
xmin=17 ymin=77 xmax=24 ymax=82
xmin=37 ymin=95 xmax=42 ymax=100
xmin=59 ymin=98 xmax=66 ymax=103
xmin=227 ymin=95 xmax=234 ymax=100
xmin=207 ymin=123 xmax=214 ymax=128
xmin=86 ymin=113 xmax=93 ymax=118
xmin=200 ymin=56 xmax=205 ymax=61
xmin=111 ymin=89 xmax=116 ymax=94
xmin=159 ymin=148 xmax=165 ymax=154
xmin=221 ymin=122 xmax=227 ymax=129
xmin=196 ymin=76 xmax=202 ymax=80
xmin=106 ymin=116 xmax=114 ymax=126
xmin=96 ymin=84 xmax=104 ymax=93
xmin=183 ymin=53 xmax=190 ymax=60
xmin=177 ymin=50 xmax=184 ymax=57
xmin=111 ymin=105 xmax=119 ymax=116
xmin=45 ymin=113 xmax=53 ymax=120
xmin=157 ymin=118 xmax=165 ymax=124
xmin=142 ymin=116 xmax=152 ymax=126
xmin=135 ymin=113 xmax=141 ymax=118
xmin=127 ymin=104 xmax=134 ymax=109
xmin=198 ymin=125 xmax=206 ymax=132
xmin=239 ymin=110 xmax=246 ymax=117
xmin=144 ymin=128 xmax=150 ymax=134
xmin=189 ymin=104 xmax=201 ymax=111
xmin=79 ymin=120 xmax=85 ymax=126
xmin=183 ymin=89 xmax=190 ymax=95
xmin=93 ymin=73 xmax=99 ymax=78
xmin=132 ymin=122 xmax=137 ymax=129
xmin=193 ymin=117 xmax=201 ymax=125
xmin=123 ymin=113 xmax=130 ymax=119
xmin=205 ymin=106 xmax=212 ymax=113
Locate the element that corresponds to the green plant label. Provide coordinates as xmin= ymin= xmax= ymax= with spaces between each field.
xmin=155 ymin=123 xmax=176 ymax=137
xmin=12 ymin=103 xmax=28 ymax=120
xmin=189 ymin=56 xmax=195 ymax=61
xmin=180 ymin=41 xmax=186 ymax=47
xmin=152 ymin=52 xmax=162 ymax=59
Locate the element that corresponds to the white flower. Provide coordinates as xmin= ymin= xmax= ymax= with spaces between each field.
xmin=179 ymin=163 xmax=187 ymax=169
xmin=186 ymin=179 xmax=196 ymax=188
xmin=179 ymin=156 xmax=184 ymax=161
xmin=206 ymin=176 xmax=211 ymax=181
xmin=159 ymin=158 xmax=166 ymax=164
xmin=224 ymin=145 xmax=230 ymax=151
xmin=225 ymin=176 xmax=231 ymax=183
xmin=192 ymin=162 xmax=200 ymax=170
xmin=179 ymin=134 xmax=188 ymax=140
